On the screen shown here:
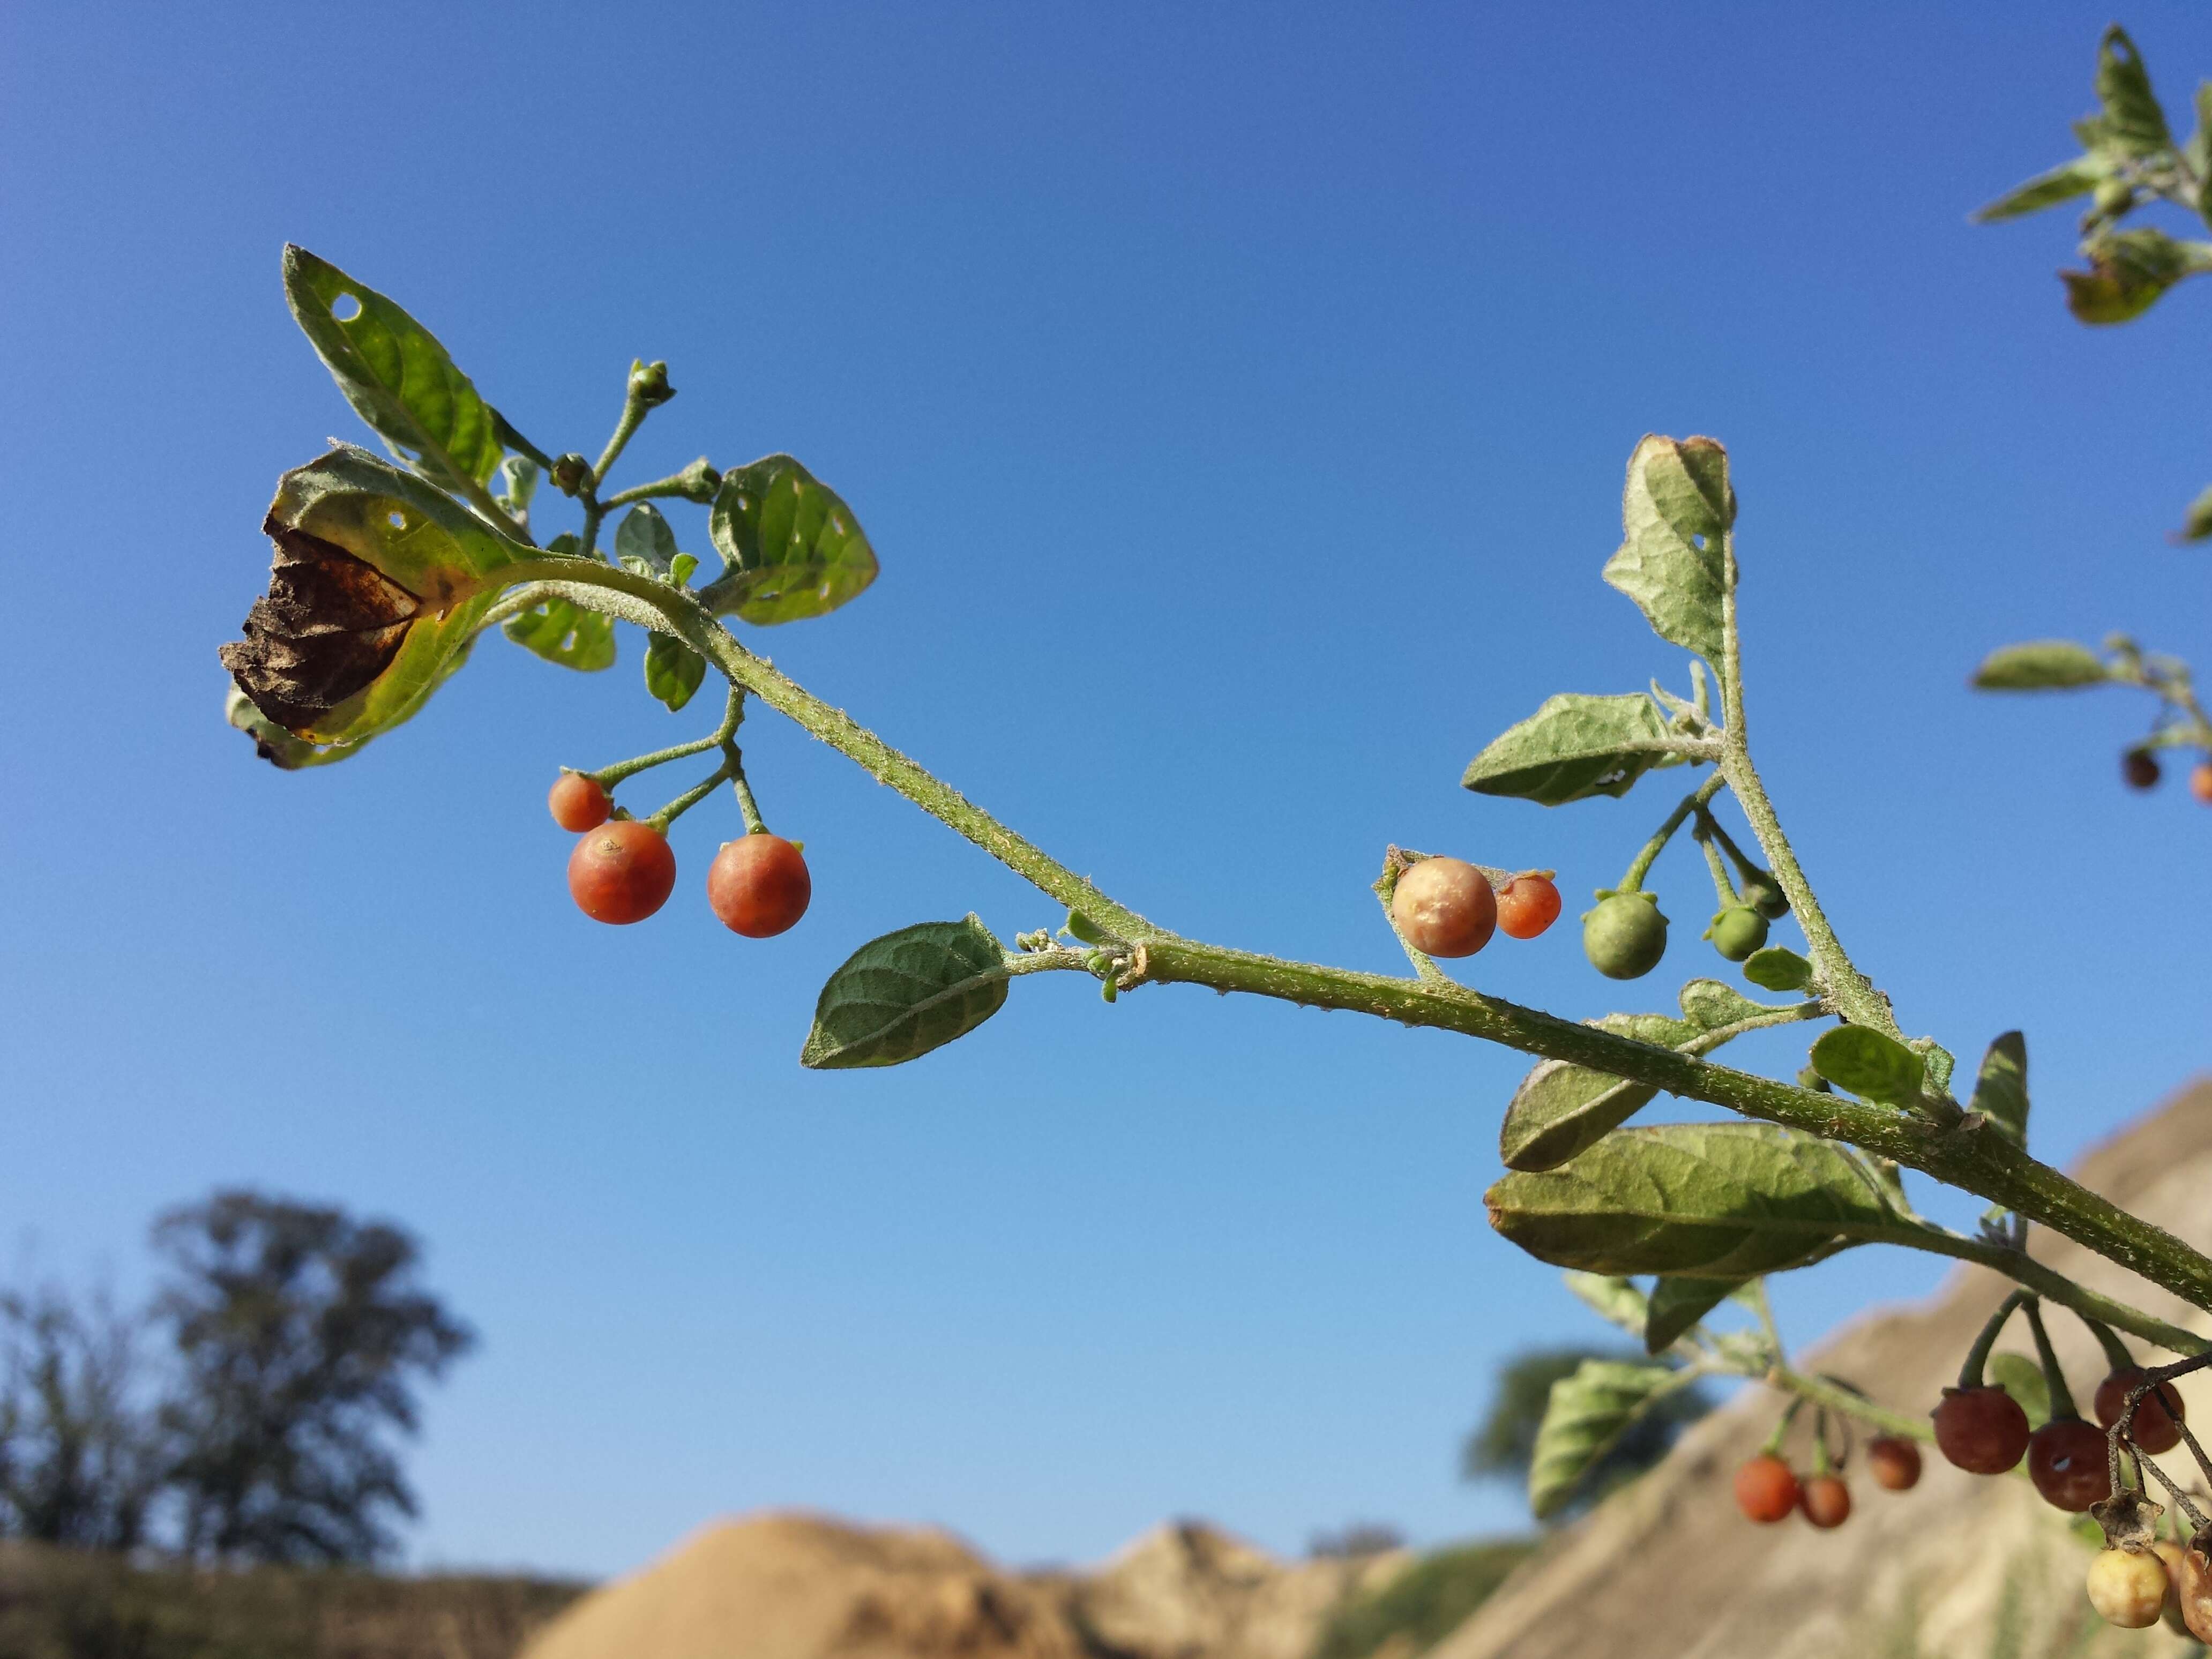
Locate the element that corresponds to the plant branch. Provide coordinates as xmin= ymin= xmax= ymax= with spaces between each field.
xmin=1766 ymin=1365 xmax=1931 ymax=1443
xmin=1621 ymin=774 xmax=1726 ymax=891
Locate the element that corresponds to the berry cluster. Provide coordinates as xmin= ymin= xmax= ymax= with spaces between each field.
xmin=549 ymin=771 xmax=811 ymax=937
xmin=1733 ymin=1424 xmax=1920 ymax=1532
xmin=1388 ymin=858 xmax=1561 ymax=958
xmin=2121 ymin=749 xmax=2212 ymax=803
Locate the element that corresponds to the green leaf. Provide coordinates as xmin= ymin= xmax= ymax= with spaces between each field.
xmin=495 ymin=455 xmax=539 ymax=518
xmin=669 ymin=553 xmax=699 ymax=587
xmin=644 ymin=632 xmax=706 ymax=713
xmin=1809 ymin=1026 xmax=1926 ymax=1106
xmin=1971 ymin=155 xmax=2113 ymax=222
xmin=1741 ymin=947 xmax=1813 ymax=992
xmin=221 ymin=446 xmax=520 ymax=754
xmin=1678 ymin=979 xmax=1772 ymax=1032
xmin=1986 ymin=1351 xmax=2052 ymax=1431
xmin=1602 ymin=435 xmax=1730 ymax=662
xmin=1485 ymin=1123 xmax=1899 ymax=1279
xmin=2180 ymin=481 xmax=2212 ymax=542
xmin=801 ymin=916 xmax=1010 ymax=1070
xmin=504 ymin=597 xmax=616 ymax=671
xmin=1500 ymin=1062 xmax=1660 ymax=1174
xmin=1915 ymin=1038 xmax=1956 ymax=1100
xmin=1970 ymin=640 xmax=2109 ymax=690
xmin=1645 ymin=1277 xmax=1740 ymax=1354
xmin=2062 ymin=228 xmax=2212 ymax=324
xmin=1462 ymin=694 xmax=1683 ymax=806
xmin=1970 ymin=1032 xmax=2029 ymax=1147
xmin=615 ymin=503 xmax=681 ymax=578
xmin=2091 ymin=26 xmax=2173 ymax=158
xmin=281 ymin=246 xmax=504 ymax=496
xmin=1528 ymin=1359 xmax=1693 ymax=1520
xmin=1561 ymin=1272 xmax=1649 ymax=1338
xmin=707 ymin=455 xmax=878 ymax=625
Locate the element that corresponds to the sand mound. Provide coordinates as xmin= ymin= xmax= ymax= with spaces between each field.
xmin=1432 ymin=1077 xmax=2212 ymax=1659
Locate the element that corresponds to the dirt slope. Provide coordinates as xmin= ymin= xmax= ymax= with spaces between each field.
xmin=520 ymin=1513 xmax=1398 ymax=1659
xmin=1433 ymin=1078 xmax=2212 ymax=1659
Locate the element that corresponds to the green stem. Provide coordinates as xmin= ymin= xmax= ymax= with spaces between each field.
xmin=1767 ymin=1366 xmax=1930 ymax=1443
xmin=1908 ymin=1233 xmax=2203 ymax=1355
xmin=601 ymin=475 xmax=704 ymax=511
xmin=647 ymin=758 xmax=734 ymax=832
xmin=2080 ymin=1313 xmax=2139 ymax=1374
xmin=593 ymin=685 xmax=746 ymax=786
xmin=1959 ymin=1291 xmax=2029 ymax=1389
xmin=1621 ymin=774 xmax=1727 ymax=891
xmin=1371 ymin=851 xmax=1449 ymax=986
xmin=1695 ymin=825 xmax=1739 ymax=909
xmin=2022 ymin=1298 xmax=2082 ymax=1419
xmin=577 ymin=499 xmax=606 ymax=562
xmin=728 ymin=748 xmax=768 ymax=835
xmin=484 ymin=559 xmax=2212 ymax=1334
xmin=592 ymin=391 xmax=652 ymax=489
xmin=1715 ymin=530 xmax=1895 ymax=1037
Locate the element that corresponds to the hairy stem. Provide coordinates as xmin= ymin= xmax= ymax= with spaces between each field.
xmin=1906 ymin=1230 xmax=2204 ymax=1356
xmin=1621 ymin=774 xmax=1726 ymax=891
xmin=1768 ymin=1366 xmax=1931 ymax=1443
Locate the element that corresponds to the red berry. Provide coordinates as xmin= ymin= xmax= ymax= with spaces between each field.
xmin=1732 ymin=1454 xmax=1799 ymax=1523
xmin=1798 ymin=1474 xmax=1851 ymax=1529
xmin=1932 ymin=1385 xmax=2031 ymax=1475
xmin=2093 ymin=1367 xmax=2186 ymax=1454
xmin=548 ymin=772 xmax=611 ymax=832
xmin=2192 ymin=761 xmax=2212 ymax=806
xmin=2123 ymin=750 xmax=2162 ymax=790
xmin=1390 ymin=857 xmax=1497 ymax=958
xmin=1866 ymin=1436 xmax=1922 ymax=1491
xmin=2028 ymin=1418 xmax=2113 ymax=1511
xmin=567 ymin=820 xmax=676 ymax=924
xmin=1496 ymin=875 xmax=1563 ymax=940
xmin=706 ymin=834 xmax=812 ymax=938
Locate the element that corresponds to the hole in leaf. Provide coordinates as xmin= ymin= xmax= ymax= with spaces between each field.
xmin=1692 ymin=534 xmax=1707 ymax=550
xmin=735 ymin=496 xmax=749 ymax=511
xmin=387 ymin=512 xmax=406 ymax=530
xmin=332 ymin=293 xmax=363 ymax=322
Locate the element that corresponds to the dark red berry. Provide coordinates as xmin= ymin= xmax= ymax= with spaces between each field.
xmin=1495 ymin=875 xmax=1562 ymax=941
xmin=549 ymin=772 xmax=611 ymax=832
xmin=1798 ymin=1474 xmax=1851 ymax=1529
xmin=2028 ymin=1418 xmax=2113 ymax=1511
xmin=2094 ymin=1367 xmax=2186 ymax=1455
xmin=1866 ymin=1436 xmax=1922 ymax=1491
xmin=568 ymin=820 xmax=676 ymax=924
xmin=705 ymin=834 xmax=812 ymax=938
xmin=1733 ymin=1454 xmax=1799 ymax=1524
xmin=1391 ymin=857 xmax=1497 ymax=958
xmin=2123 ymin=750 xmax=2162 ymax=790
xmin=1932 ymin=1385 xmax=2031 ymax=1475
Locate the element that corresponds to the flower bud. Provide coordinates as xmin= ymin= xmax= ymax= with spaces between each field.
xmin=629 ymin=358 xmax=676 ymax=407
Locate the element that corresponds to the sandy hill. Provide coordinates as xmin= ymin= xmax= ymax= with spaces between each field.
xmin=1436 ymin=1077 xmax=2212 ymax=1659
xmin=520 ymin=1513 xmax=1401 ymax=1659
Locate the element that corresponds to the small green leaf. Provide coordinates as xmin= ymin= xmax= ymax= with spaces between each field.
xmin=1915 ymin=1038 xmax=1956 ymax=1100
xmin=2091 ymin=26 xmax=2173 ymax=158
xmin=615 ymin=503 xmax=680 ymax=578
xmin=495 ymin=455 xmax=539 ymax=518
xmin=1528 ymin=1359 xmax=1693 ymax=1520
xmin=1500 ymin=1062 xmax=1660 ymax=1174
xmin=1485 ymin=1123 xmax=1899 ymax=1279
xmin=1970 ymin=1032 xmax=2029 ymax=1147
xmin=1064 ymin=910 xmax=1110 ymax=945
xmin=1741 ymin=947 xmax=1813 ymax=992
xmin=1972 ymin=155 xmax=2112 ymax=222
xmin=221 ymin=446 xmax=520 ymax=755
xmin=1809 ymin=1026 xmax=1926 ymax=1106
xmin=1985 ymin=1351 xmax=2052 ymax=1431
xmin=1561 ymin=1272 xmax=1649 ymax=1338
xmin=1645 ymin=1277 xmax=1740 ymax=1354
xmin=1602 ymin=435 xmax=1730 ymax=662
xmin=801 ymin=916 xmax=1010 ymax=1070
xmin=669 ymin=552 xmax=699 ymax=587
xmin=281 ymin=246 xmax=504 ymax=496
xmin=1678 ymin=979 xmax=1770 ymax=1032
xmin=2062 ymin=228 xmax=2212 ymax=325
xmin=1970 ymin=640 xmax=2109 ymax=690
xmin=1462 ymin=693 xmax=1683 ymax=806
xmin=707 ymin=455 xmax=879 ymax=625
xmin=504 ymin=597 xmax=616 ymax=671
xmin=643 ymin=632 xmax=707 ymax=713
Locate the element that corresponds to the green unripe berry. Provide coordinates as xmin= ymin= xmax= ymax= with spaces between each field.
xmin=1737 ymin=871 xmax=1789 ymax=920
xmin=1582 ymin=890 xmax=1668 ymax=980
xmin=1706 ymin=905 xmax=1769 ymax=962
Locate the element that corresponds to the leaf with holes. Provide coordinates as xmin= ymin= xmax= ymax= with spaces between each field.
xmin=1809 ymin=1026 xmax=1925 ymax=1106
xmin=2087 ymin=25 xmax=2172 ymax=157
xmin=1485 ymin=1122 xmax=1903 ymax=1279
xmin=644 ymin=632 xmax=707 ymax=713
xmin=504 ymin=597 xmax=616 ymax=671
xmin=1528 ymin=1359 xmax=1696 ymax=1520
xmin=707 ymin=455 xmax=878 ymax=625
xmin=1644 ymin=1277 xmax=1741 ymax=1354
xmin=282 ymin=246 xmax=505 ymax=497
xmin=802 ymin=916 xmax=1011 ymax=1070
xmin=1463 ymin=694 xmax=1685 ymax=806
xmin=220 ymin=446 xmax=520 ymax=757
xmin=1970 ymin=1032 xmax=2029 ymax=1147
xmin=1603 ymin=435 xmax=1731 ymax=662
xmin=1742 ymin=946 xmax=1813 ymax=992
xmin=1972 ymin=155 xmax=2113 ymax=222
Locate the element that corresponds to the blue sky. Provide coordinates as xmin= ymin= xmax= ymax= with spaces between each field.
xmin=4 ymin=1 xmax=2210 ymax=1579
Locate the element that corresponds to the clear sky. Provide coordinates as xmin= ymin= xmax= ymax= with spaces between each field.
xmin=4 ymin=1 xmax=2210 ymax=1581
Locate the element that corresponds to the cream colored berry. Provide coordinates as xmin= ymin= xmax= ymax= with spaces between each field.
xmin=2087 ymin=1546 xmax=2169 ymax=1628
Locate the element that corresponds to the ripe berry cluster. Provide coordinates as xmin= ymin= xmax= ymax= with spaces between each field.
xmin=1388 ymin=858 xmax=1561 ymax=958
xmin=1733 ymin=1433 xmax=1920 ymax=1532
xmin=1932 ymin=1365 xmax=2184 ymax=1508
xmin=548 ymin=772 xmax=811 ymax=937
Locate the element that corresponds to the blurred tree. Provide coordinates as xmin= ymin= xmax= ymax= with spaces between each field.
xmin=152 ymin=1191 xmax=474 ymax=1564
xmin=1461 ymin=1346 xmax=1711 ymax=1519
xmin=0 ymin=1285 xmax=167 ymax=1549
